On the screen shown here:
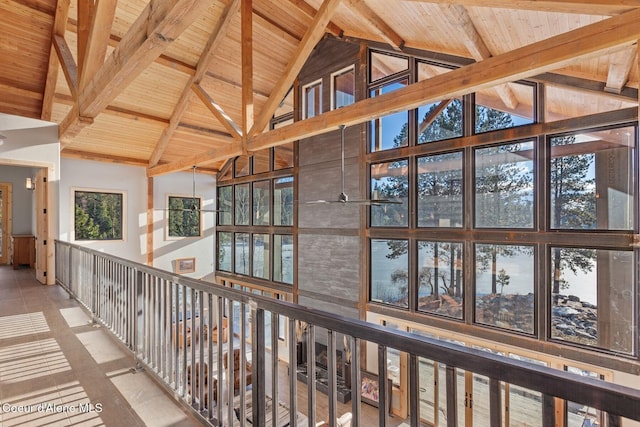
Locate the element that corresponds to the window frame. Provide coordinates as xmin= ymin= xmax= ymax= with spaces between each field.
xmin=331 ymin=65 xmax=355 ymax=110
xmin=165 ymin=193 xmax=203 ymax=239
xmin=302 ymin=78 xmax=323 ymax=119
xmin=71 ymin=187 xmax=126 ymax=242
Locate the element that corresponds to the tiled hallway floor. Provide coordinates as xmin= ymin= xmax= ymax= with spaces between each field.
xmin=0 ymin=266 xmax=203 ymax=427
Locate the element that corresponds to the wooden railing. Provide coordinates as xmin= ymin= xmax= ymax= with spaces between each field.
xmin=55 ymin=240 xmax=640 ymax=426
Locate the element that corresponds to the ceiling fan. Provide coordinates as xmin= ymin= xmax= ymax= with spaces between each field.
xmin=305 ymin=125 xmax=402 ymax=205
xmin=162 ymin=165 xmax=224 ymax=213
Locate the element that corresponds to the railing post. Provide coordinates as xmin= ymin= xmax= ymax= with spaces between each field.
xmin=129 ymin=269 xmax=144 ymax=373
xmin=350 ymin=337 xmax=362 ymax=427
xmin=409 ymin=354 xmax=419 ymax=427
xmin=489 ymin=378 xmax=502 ymax=427
xmin=307 ymin=324 xmax=317 ymax=426
xmin=251 ymin=304 xmax=266 ymax=427
xmin=446 ymin=366 xmax=458 ymax=427
xmin=288 ymin=317 xmax=298 ymax=427
xmin=378 ymin=345 xmax=389 ymax=427
xmin=543 ymin=394 xmax=555 ymax=426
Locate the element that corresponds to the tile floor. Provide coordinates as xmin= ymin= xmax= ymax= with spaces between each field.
xmin=0 ymin=266 xmax=203 ymax=427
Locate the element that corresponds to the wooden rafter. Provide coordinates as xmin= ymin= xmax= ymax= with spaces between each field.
xmin=246 ymin=8 xmax=640 ymax=151
xmin=242 ymin=0 xmax=254 ymax=147
xmin=59 ymin=0 xmax=212 ymax=140
xmin=147 ymin=143 xmax=243 ymax=177
xmin=249 ymin=0 xmax=343 ymax=138
xmin=52 ymin=34 xmax=78 ymax=99
xmin=191 ymin=83 xmax=242 ymax=140
xmin=148 ymin=0 xmax=240 ymax=167
xmin=605 ymin=45 xmax=638 ymax=93
xmin=442 ymin=3 xmax=518 ymax=109
xmin=401 ymin=0 xmax=640 ymax=16
xmin=345 ymin=0 xmax=405 ymax=50
xmin=78 ymin=0 xmax=118 ymax=91
xmin=41 ymin=0 xmax=71 ymax=121
xmin=287 ymin=0 xmax=344 ymax=37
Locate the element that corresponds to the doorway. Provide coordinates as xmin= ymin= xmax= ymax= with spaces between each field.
xmin=0 ymin=182 xmax=12 ymax=265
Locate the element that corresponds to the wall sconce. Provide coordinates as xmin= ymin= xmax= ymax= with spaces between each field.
xmin=25 ymin=177 xmax=35 ymax=190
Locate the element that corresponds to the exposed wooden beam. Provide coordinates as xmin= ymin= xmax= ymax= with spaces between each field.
xmin=605 ymin=45 xmax=638 ymax=93
xmin=401 ymin=0 xmax=640 ymax=16
xmin=60 ymin=0 xmax=211 ymax=138
xmin=52 ymin=34 xmax=78 ymax=99
xmin=191 ymin=83 xmax=243 ymax=140
xmin=287 ymin=0 xmax=343 ymax=37
xmin=242 ymin=0 xmax=254 ymax=150
xmin=61 ymin=148 xmax=148 ymax=167
xmin=247 ymin=8 xmax=640 ymax=151
xmin=533 ymin=72 xmax=638 ymax=101
xmin=442 ymin=3 xmax=518 ymax=109
xmin=77 ymin=0 xmax=92 ymax=83
xmin=41 ymin=0 xmax=71 ymax=121
xmin=250 ymin=0 xmax=343 ymax=137
xmin=78 ymin=0 xmax=118 ymax=91
xmin=148 ymin=0 xmax=240 ymax=167
xmin=345 ymin=0 xmax=404 ymax=50
xmin=147 ymin=144 xmax=243 ymax=177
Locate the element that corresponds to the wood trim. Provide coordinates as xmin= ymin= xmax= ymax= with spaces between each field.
xmin=0 ymin=183 xmax=12 ymax=265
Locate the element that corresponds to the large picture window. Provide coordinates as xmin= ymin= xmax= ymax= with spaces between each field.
xmin=74 ymin=190 xmax=124 ymax=241
xmin=475 ymin=244 xmax=535 ymax=334
xmin=274 ymin=177 xmax=294 ymax=226
xmin=418 ymin=241 xmax=463 ymax=319
xmin=253 ymin=180 xmax=270 ymax=226
xmin=475 ymin=141 xmax=534 ymax=228
xmin=370 ymin=80 xmax=409 ymax=152
xmin=167 ymin=196 xmax=201 ymax=238
xmin=550 ymin=126 xmax=634 ymax=230
xmin=371 ymin=159 xmax=408 ymax=227
xmin=418 ymin=152 xmax=463 ymax=227
xmin=371 ymin=239 xmax=409 ymax=308
xmin=551 ymin=247 xmax=634 ymax=354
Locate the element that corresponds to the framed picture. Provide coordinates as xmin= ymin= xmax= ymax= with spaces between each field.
xmin=175 ymin=257 xmax=195 ymax=274
xmin=360 ymin=370 xmax=392 ymax=410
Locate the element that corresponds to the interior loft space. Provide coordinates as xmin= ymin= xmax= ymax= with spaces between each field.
xmin=1 ymin=0 xmax=640 ymax=426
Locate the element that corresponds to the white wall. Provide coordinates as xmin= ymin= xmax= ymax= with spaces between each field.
xmin=152 ymin=171 xmax=216 ymax=280
xmin=59 ymin=158 xmax=147 ymax=263
xmin=0 ymin=165 xmax=38 ymax=234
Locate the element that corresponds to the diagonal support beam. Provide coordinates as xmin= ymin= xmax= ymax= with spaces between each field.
xmin=78 ymin=0 xmax=118 ymax=91
xmin=605 ymin=44 xmax=638 ymax=93
xmin=249 ymin=0 xmax=343 ymax=137
xmin=346 ymin=0 xmax=404 ymax=50
xmin=147 ymin=0 xmax=240 ymax=167
xmin=191 ymin=83 xmax=243 ymax=140
xmin=42 ymin=0 xmax=71 ymax=121
xmin=242 ymin=0 xmax=253 ymax=151
xmin=52 ymin=34 xmax=78 ymax=100
xmin=442 ymin=3 xmax=518 ymax=109
xmin=60 ymin=0 xmax=212 ymax=140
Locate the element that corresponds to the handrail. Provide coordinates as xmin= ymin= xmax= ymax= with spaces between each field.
xmin=55 ymin=240 xmax=640 ymax=426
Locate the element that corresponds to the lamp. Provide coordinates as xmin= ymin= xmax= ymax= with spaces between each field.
xmin=25 ymin=177 xmax=35 ymax=190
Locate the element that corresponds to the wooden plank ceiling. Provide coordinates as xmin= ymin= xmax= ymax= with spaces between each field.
xmin=0 ymin=0 xmax=638 ymax=177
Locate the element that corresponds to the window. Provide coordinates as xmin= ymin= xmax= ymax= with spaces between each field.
xmin=332 ymin=66 xmax=355 ymax=109
xmin=370 ymin=51 xmax=408 ymax=82
xmin=235 ymin=184 xmax=250 ymax=225
xmin=235 ymin=156 xmax=250 ymax=177
xmin=253 ymin=234 xmax=270 ymax=279
xmin=253 ymin=149 xmax=270 ymax=174
xmin=274 ymin=234 xmax=293 ymax=284
xmin=217 ymin=186 xmax=232 ymax=225
xmin=475 ymin=244 xmax=535 ymax=334
xmin=550 ymin=126 xmax=634 ymax=230
xmin=303 ymin=79 xmax=322 ymax=119
xmin=475 ymin=82 xmax=535 ymax=134
xmin=371 ymin=159 xmax=409 ymax=227
xmin=371 ymin=239 xmax=409 ymax=308
xmin=418 ymin=241 xmax=463 ymax=319
xmin=235 ymin=233 xmax=250 ymax=275
xmin=475 ymin=141 xmax=534 ymax=228
xmin=217 ymin=232 xmax=232 ymax=272
xmin=274 ymin=177 xmax=294 ymax=226
xmin=417 ymin=152 xmax=463 ymax=227
xmin=167 ymin=196 xmax=201 ymax=237
xmin=74 ymin=190 xmax=124 ymax=241
xmin=370 ymin=80 xmax=409 ymax=152
xmin=417 ymin=98 xmax=464 ymax=143
xmin=551 ymin=247 xmax=634 ymax=354
xmin=253 ymin=180 xmax=270 ymax=226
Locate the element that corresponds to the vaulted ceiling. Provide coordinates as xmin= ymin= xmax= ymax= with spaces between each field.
xmin=1 ymin=0 xmax=638 ymax=177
